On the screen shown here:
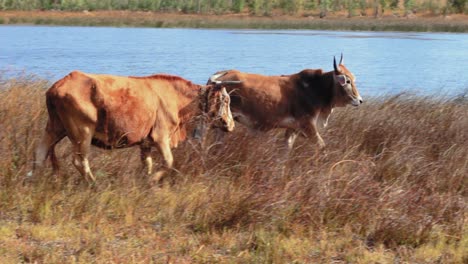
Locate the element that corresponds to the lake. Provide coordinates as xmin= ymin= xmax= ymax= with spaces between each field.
xmin=1 ymin=25 xmax=467 ymax=97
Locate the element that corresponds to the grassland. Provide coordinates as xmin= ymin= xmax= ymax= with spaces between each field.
xmin=0 ymin=75 xmax=467 ymax=263
xmin=1 ymin=10 xmax=468 ymax=32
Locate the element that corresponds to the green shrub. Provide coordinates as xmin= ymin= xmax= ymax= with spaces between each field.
xmin=449 ymin=0 xmax=467 ymax=13
xmin=232 ymin=0 xmax=245 ymax=12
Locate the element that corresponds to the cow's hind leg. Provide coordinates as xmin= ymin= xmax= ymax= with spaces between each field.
xmin=276 ymin=129 xmax=298 ymax=178
xmin=140 ymin=140 xmax=153 ymax=175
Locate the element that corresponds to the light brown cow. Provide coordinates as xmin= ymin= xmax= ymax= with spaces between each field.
xmin=207 ymin=55 xmax=362 ymax=150
xmin=34 ymin=71 xmax=235 ymax=183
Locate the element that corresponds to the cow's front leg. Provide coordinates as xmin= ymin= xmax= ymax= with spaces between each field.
xmin=302 ymin=117 xmax=326 ymax=149
xmin=315 ymin=131 xmax=326 ymax=149
xmin=318 ymin=108 xmax=333 ymax=128
xmin=284 ymin=128 xmax=299 ymax=150
xmin=140 ymin=140 xmax=153 ymax=175
xmin=152 ymin=137 xmax=174 ymax=184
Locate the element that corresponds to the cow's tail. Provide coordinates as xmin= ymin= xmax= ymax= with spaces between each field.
xmin=32 ymin=89 xmax=66 ymax=174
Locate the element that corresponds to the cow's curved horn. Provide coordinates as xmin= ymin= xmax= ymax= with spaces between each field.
xmin=210 ymin=71 xmax=228 ymax=83
xmin=210 ymin=71 xmax=241 ymax=85
xmin=219 ymin=80 xmax=242 ymax=85
xmin=339 ymin=53 xmax=344 ymax=65
xmin=333 ymin=56 xmax=340 ymax=74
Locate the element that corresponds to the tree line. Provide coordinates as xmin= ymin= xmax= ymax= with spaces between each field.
xmin=0 ymin=0 xmax=465 ymax=15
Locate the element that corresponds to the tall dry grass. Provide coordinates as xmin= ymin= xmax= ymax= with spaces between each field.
xmin=0 ymin=75 xmax=466 ymax=263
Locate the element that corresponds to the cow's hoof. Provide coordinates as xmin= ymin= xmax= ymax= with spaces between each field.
xmin=150 ymin=171 xmax=166 ymax=187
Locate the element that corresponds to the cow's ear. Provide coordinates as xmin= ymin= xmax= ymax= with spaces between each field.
xmin=336 ymin=75 xmax=346 ymax=86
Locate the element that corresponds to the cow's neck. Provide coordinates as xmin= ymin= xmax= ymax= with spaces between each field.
xmin=177 ymin=85 xmax=206 ymax=125
xmin=319 ymin=71 xmax=337 ymax=108
xmin=293 ymin=71 xmax=336 ymax=116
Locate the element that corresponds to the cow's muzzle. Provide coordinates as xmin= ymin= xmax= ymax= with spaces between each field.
xmin=223 ymin=120 xmax=235 ymax=132
xmin=351 ymin=95 xmax=363 ymax=106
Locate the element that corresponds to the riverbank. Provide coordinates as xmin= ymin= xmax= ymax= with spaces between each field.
xmin=1 ymin=10 xmax=468 ymax=32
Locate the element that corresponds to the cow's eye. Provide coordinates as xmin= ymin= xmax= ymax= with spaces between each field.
xmin=346 ymin=79 xmax=351 ymax=84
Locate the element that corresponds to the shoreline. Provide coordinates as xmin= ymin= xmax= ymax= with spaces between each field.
xmin=1 ymin=10 xmax=468 ymax=32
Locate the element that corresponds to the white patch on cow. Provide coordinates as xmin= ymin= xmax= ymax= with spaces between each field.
xmin=286 ymin=132 xmax=298 ymax=150
xmin=145 ymin=156 xmax=153 ymax=175
xmin=234 ymin=112 xmax=255 ymax=127
xmin=34 ymin=141 xmax=49 ymax=167
xmin=83 ymin=158 xmax=92 ymax=175
xmin=218 ymin=104 xmax=225 ymax=119
xmin=278 ymin=116 xmax=297 ymax=128
xmin=217 ymin=99 xmax=234 ymax=131
xmin=318 ymin=108 xmax=333 ymax=128
xmin=351 ymin=96 xmax=362 ymax=106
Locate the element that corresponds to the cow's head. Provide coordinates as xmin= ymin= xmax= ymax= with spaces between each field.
xmin=193 ymin=76 xmax=237 ymax=140
xmin=333 ymin=54 xmax=363 ymax=107
xmin=205 ymin=86 xmax=235 ymax=132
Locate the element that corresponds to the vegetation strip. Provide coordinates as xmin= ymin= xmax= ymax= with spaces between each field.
xmin=1 ymin=10 xmax=468 ymax=32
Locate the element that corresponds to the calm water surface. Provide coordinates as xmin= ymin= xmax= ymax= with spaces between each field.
xmin=1 ymin=25 xmax=468 ymax=97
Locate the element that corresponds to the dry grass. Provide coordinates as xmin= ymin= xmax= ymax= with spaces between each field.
xmin=0 ymin=75 xmax=467 ymax=263
xmin=1 ymin=10 xmax=468 ymax=32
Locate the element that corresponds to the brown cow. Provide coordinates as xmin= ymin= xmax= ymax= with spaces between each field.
xmin=33 ymin=71 xmax=235 ymax=183
xmin=207 ymin=55 xmax=362 ymax=150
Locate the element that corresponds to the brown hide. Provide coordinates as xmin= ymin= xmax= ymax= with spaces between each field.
xmin=208 ymin=66 xmax=362 ymax=148
xmin=209 ymin=69 xmax=337 ymax=130
xmin=36 ymin=70 xmax=233 ymax=183
xmin=46 ymin=71 xmax=199 ymax=149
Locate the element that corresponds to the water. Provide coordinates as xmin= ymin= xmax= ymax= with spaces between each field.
xmin=1 ymin=25 xmax=468 ymax=97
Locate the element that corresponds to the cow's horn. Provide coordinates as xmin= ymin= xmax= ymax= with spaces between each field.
xmin=333 ymin=56 xmax=340 ymax=74
xmin=339 ymin=53 xmax=344 ymax=65
xmin=209 ymin=71 xmax=228 ymax=84
xmin=210 ymin=71 xmax=241 ymax=85
xmin=219 ymin=80 xmax=242 ymax=85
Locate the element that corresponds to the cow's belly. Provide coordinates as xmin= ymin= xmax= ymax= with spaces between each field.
xmin=233 ymin=111 xmax=299 ymax=131
xmin=278 ymin=116 xmax=299 ymax=128
xmin=233 ymin=112 xmax=255 ymax=128
xmin=92 ymin=130 xmax=146 ymax=149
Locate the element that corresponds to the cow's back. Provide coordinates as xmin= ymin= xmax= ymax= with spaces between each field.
xmin=46 ymin=71 xmax=100 ymax=125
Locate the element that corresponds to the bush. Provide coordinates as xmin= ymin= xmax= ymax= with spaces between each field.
xmin=449 ymin=0 xmax=467 ymax=13
xmin=232 ymin=0 xmax=245 ymax=12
